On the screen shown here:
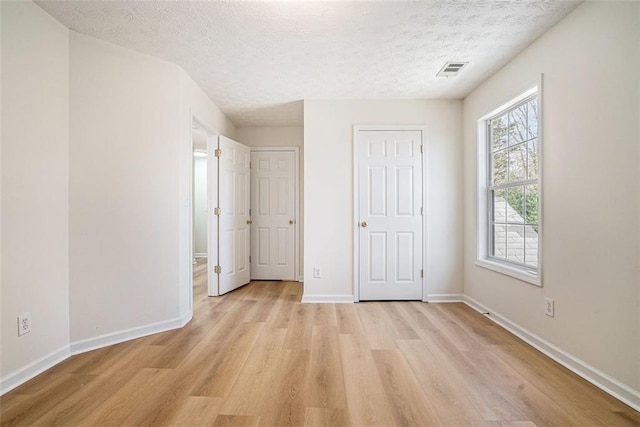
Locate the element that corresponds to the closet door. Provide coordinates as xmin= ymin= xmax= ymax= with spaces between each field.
xmin=250 ymin=150 xmax=296 ymax=280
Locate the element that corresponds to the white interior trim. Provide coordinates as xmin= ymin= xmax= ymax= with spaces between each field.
xmin=352 ymin=124 xmax=427 ymax=303
xmin=249 ymin=146 xmax=301 ymax=282
xmin=426 ymin=293 xmax=464 ymax=303
xmin=206 ymin=134 xmax=220 ymax=297
xmin=0 ymin=345 xmax=71 ymax=395
xmin=475 ymin=76 xmax=544 ymax=287
xmin=189 ymin=113 xmax=220 ymax=308
xmin=463 ymin=295 xmax=640 ymax=412
xmin=301 ymin=294 xmax=354 ymax=304
xmin=70 ymin=311 xmax=192 ymax=355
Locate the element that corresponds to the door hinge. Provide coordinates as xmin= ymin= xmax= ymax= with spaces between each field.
xmin=420 ymin=145 xmax=423 ymax=154
xmin=421 ymin=269 xmax=424 ymax=278
xmin=249 ymin=256 xmax=251 ymax=263
xmin=214 ymin=265 xmax=221 ymax=274
xmin=214 ymin=207 xmax=221 ymax=216
xmin=214 ymin=149 xmax=222 ymax=157
xmin=420 ymin=207 xmax=423 ymax=216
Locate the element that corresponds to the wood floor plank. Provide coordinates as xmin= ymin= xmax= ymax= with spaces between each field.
xmin=213 ymin=414 xmax=261 ymax=427
xmin=0 ymin=373 xmax=98 ymax=426
xmin=257 ymin=350 xmax=309 ymax=427
xmin=162 ymin=396 xmax=223 ymax=426
xmin=1 ymin=259 xmax=638 ymax=426
xmin=303 ymin=408 xmax=350 ymax=427
xmin=283 ymin=303 xmax=315 ymax=350
xmin=78 ymin=368 xmax=175 ymax=426
xmin=397 ymin=339 xmax=490 ymax=426
xmin=312 ymin=304 xmax=337 ymax=327
xmin=357 ymin=303 xmax=399 ymax=349
xmin=338 ymin=333 xmax=398 ymax=426
xmin=190 ymin=321 xmax=263 ymax=397
xmin=218 ymin=326 xmax=287 ymax=416
xmin=335 ymin=303 xmax=365 ymax=335
xmin=304 ymin=326 xmax=347 ymax=409
xmin=371 ymin=349 xmax=442 ymax=426
xmin=412 ymin=322 xmax=531 ymax=422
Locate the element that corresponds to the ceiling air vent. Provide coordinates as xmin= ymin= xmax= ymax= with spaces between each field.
xmin=437 ymin=61 xmax=468 ymax=77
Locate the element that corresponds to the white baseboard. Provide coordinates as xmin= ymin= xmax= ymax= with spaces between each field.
xmin=297 ymin=275 xmax=304 ymax=282
xmin=70 ymin=311 xmax=193 ymax=355
xmin=194 ymin=254 xmax=207 ymax=258
xmin=301 ymin=294 xmax=354 ymax=303
xmin=1 ymin=345 xmax=71 ymax=395
xmin=1 ymin=311 xmax=193 ymax=397
xmin=425 ymin=293 xmax=464 ymax=303
xmin=463 ymin=295 xmax=640 ymax=412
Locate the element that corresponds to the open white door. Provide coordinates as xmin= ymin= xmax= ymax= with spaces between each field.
xmin=217 ymin=136 xmax=251 ymax=294
xmin=206 ymin=137 xmax=219 ymax=296
xmin=357 ymin=129 xmax=423 ymax=300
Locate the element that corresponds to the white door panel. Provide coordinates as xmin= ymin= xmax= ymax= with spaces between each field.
xmin=358 ymin=130 xmax=423 ymax=300
xmin=250 ymin=150 xmax=296 ymax=280
xmin=218 ymin=136 xmax=251 ymax=294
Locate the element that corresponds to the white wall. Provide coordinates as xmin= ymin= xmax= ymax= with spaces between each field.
xmin=69 ymin=32 xmax=183 ymax=343
xmin=303 ymin=100 xmax=463 ymax=299
xmin=193 ymin=157 xmax=208 ymax=256
xmin=1 ymin=1 xmax=70 ymax=386
xmin=237 ymin=126 xmax=304 ymax=279
xmin=462 ymin=1 xmax=639 ymax=394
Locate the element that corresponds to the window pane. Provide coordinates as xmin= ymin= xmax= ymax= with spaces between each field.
xmin=491 ymin=115 xmax=508 ymax=151
xmin=525 ymin=184 xmax=538 ymax=227
xmin=506 ymin=224 xmax=525 ymax=264
xmin=508 ymin=143 xmax=526 ymax=182
xmin=492 ymin=149 xmax=508 ymax=185
xmin=492 ymin=188 xmax=507 ymax=223
xmin=527 ymin=139 xmax=538 ymax=179
xmin=524 ymin=224 xmax=539 ymax=267
xmin=508 ymin=104 xmax=528 ymax=145
xmin=527 ymin=99 xmax=538 ymax=140
xmin=506 ymin=186 xmax=524 ymax=224
xmin=492 ymin=224 xmax=507 ymax=259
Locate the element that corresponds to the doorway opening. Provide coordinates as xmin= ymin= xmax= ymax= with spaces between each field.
xmin=191 ymin=119 xmax=216 ymax=310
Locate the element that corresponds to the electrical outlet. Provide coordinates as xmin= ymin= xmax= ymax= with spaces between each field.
xmin=545 ymin=298 xmax=555 ymax=317
xmin=18 ymin=312 xmax=32 ymax=336
xmin=313 ymin=267 xmax=321 ymax=278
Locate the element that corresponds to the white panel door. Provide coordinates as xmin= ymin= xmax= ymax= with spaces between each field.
xmin=358 ymin=130 xmax=423 ymax=300
xmin=250 ymin=150 xmax=296 ymax=280
xmin=218 ymin=136 xmax=251 ymax=294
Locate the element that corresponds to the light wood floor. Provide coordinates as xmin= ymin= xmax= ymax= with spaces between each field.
xmin=1 ymin=259 xmax=638 ymax=426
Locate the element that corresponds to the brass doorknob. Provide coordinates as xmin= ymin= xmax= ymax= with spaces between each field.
xmin=361 ymin=221 xmax=368 ymax=228
xmin=246 ymin=219 xmax=252 ymax=225
xmin=289 ymin=219 xmax=295 ymax=225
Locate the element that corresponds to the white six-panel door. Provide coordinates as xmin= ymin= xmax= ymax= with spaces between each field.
xmin=357 ymin=129 xmax=423 ymax=300
xmin=250 ymin=150 xmax=296 ymax=280
xmin=218 ymin=136 xmax=251 ymax=294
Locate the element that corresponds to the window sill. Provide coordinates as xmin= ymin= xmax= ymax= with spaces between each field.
xmin=475 ymin=258 xmax=542 ymax=287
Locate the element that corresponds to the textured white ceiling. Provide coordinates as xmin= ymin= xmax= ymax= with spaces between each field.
xmin=37 ymin=1 xmax=581 ymax=127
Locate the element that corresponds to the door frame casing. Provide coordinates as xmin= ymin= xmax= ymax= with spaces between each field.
xmin=189 ymin=113 xmax=220 ymax=305
xmin=250 ymin=146 xmax=301 ymax=282
xmin=352 ymin=125 xmax=428 ymax=302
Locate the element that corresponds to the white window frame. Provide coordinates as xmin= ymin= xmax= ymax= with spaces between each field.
xmin=476 ymin=79 xmax=543 ymax=287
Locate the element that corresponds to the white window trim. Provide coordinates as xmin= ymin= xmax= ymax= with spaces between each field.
xmin=476 ymin=77 xmax=543 ymax=287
